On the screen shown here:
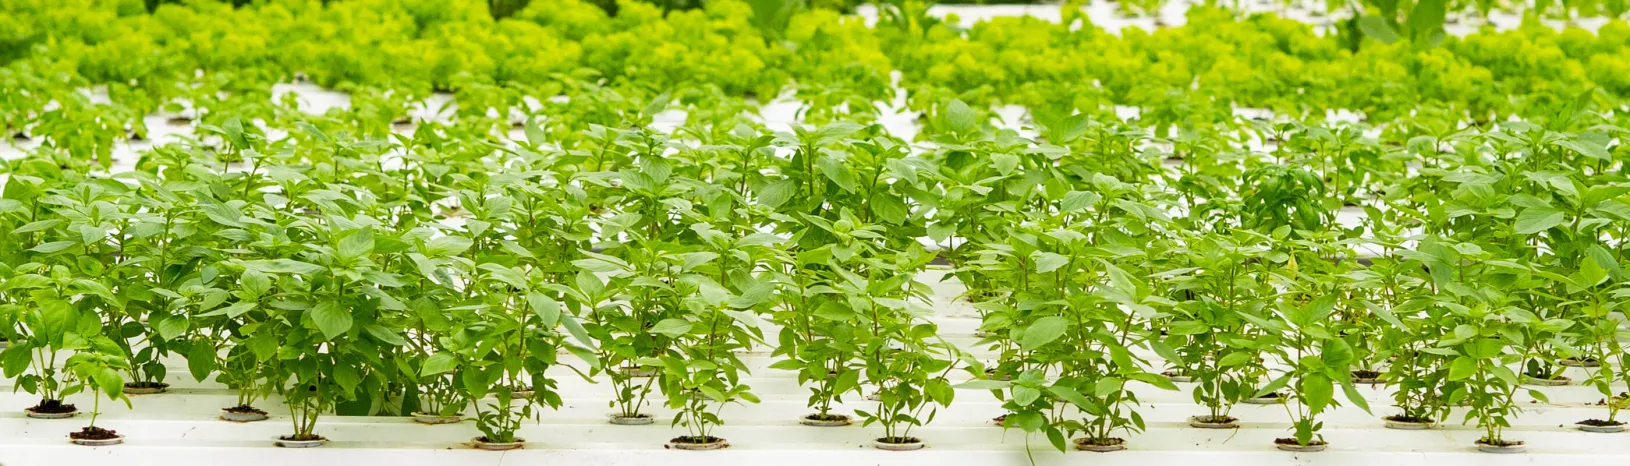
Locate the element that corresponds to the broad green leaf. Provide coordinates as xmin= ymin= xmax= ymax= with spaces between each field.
xmin=1014 ymin=385 xmax=1042 ymax=406
xmin=870 ymin=192 xmax=909 ymax=224
xmin=203 ymin=203 xmax=245 ymax=227
xmin=650 ymin=318 xmax=693 ymax=337
xmin=187 ymin=342 xmax=216 ymax=382
xmin=311 ymin=302 xmax=353 ymax=340
xmin=1513 ymin=208 xmax=1565 ymax=235
xmin=757 ymin=179 xmax=798 ymax=208
xmin=1407 ymin=0 xmax=1447 ymax=38
xmin=155 ymin=316 xmax=188 ymax=341
xmin=945 ymin=99 xmax=976 ymax=133
xmin=425 ymin=235 xmax=473 ymax=256
xmin=10 ymin=220 xmax=63 ymax=235
xmin=1046 ymin=385 xmax=1094 ymax=410
xmin=1303 ymin=373 xmax=1333 ymax=413
xmin=816 ymin=156 xmax=857 ymax=193
xmin=1019 ymin=316 xmax=1069 ymax=350
xmin=528 ymin=292 xmax=561 ymax=326
xmin=1059 ymin=191 xmax=1099 ymax=213
xmin=338 ymin=229 xmax=375 ymax=260
xmin=1448 ymin=356 xmax=1477 ymax=381
xmin=1341 ymin=382 xmax=1372 ymax=414
xmin=1358 ymin=15 xmax=1399 ymax=43
xmin=955 ymin=380 xmax=1012 ymax=390
xmin=1094 ymin=377 xmax=1124 ymax=397
xmin=29 ymin=241 xmax=77 ymax=254
xmin=1031 ymin=252 xmax=1069 ymax=274
xmin=364 ymin=324 xmax=406 ymax=346
xmin=561 ymin=314 xmax=596 ymax=349
xmin=421 ymin=353 xmax=459 ymax=376
xmin=1558 ymin=139 xmax=1612 ymax=160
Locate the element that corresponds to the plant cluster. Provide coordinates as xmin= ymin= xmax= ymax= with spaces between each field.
xmin=14 ymin=0 xmax=1630 ymax=149
xmin=2 ymin=0 xmax=1630 ymax=456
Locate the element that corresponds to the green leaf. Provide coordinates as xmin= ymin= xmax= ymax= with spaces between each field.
xmin=1303 ymin=373 xmax=1333 ymax=413
xmin=310 ymin=302 xmax=353 ymax=340
xmin=640 ymin=92 xmax=671 ymax=120
xmin=1046 ymin=385 xmax=1095 ymax=410
xmin=0 ymin=274 xmax=51 ymax=291
xmin=1059 ymin=191 xmax=1099 ymax=213
xmin=95 ymin=367 xmax=123 ymax=400
xmin=1448 ymin=356 xmax=1477 ymax=381
xmin=364 ymin=324 xmax=406 ymax=346
xmin=222 ymin=117 xmax=249 ymax=149
xmin=924 ymin=379 xmax=954 ymax=405
xmin=187 ymin=342 xmax=216 ymax=383
xmin=1358 ymin=15 xmax=1400 ymax=43
xmin=1147 ymin=339 xmax=1182 ymax=364
xmin=1362 ymin=301 xmax=1409 ymax=330
xmin=926 ymin=222 xmax=956 ymax=242
xmin=1013 ymin=385 xmax=1042 ymax=406
xmin=240 ymin=269 xmax=272 ymax=296
xmin=1128 ymin=372 xmax=1180 ymax=391
xmin=571 ymin=258 xmax=625 ymax=273
xmin=1528 ymin=389 xmax=1551 ymax=404
xmin=954 ymin=380 xmax=1012 ymax=390
xmin=1031 ymin=252 xmax=1069 ymax=274
xmin=1322 ymin=338 xmax=1354 ymax=368
xmin=1558 ymin=139 xmax=1612 ymax=160
xmin=1513 ymin=208 xmax=1565 ymax=235
xmin=1407 ymin=0 xmax=1447 ymax=38
xmin=650 ymin=318 xmax=693 ymax=337
xmin=481 ymin=264 xmax=531 ymax=290
xmin=10 ymin=219 xmax=63 ymax=235
xmin=1094 ymin=377 xmax=1124 ymax=397
xmin=334 ymin=363 xmax=361 ymax=395
xmin=990 ymin=153 xmax=1020 ymax=176
xmin=1216 ymin=352 xmax=1253 ymax=367
xmin=816 ymin=156 xmax=857 ymax=193
xmin=338 ymin=229 xmax=375 ymax=260
xmin=945 ymin=99 xmax=976 ymax=133
xmin=1255 ymin=374 xmax=1291 ymax=398
xmin=870 ymin=192 xmax=909 ymax=224
xmin=757 ymin=179 xmax=798 ymax=208
xmin=560 ymin=314 xmax=596 ymax=349
xmin=1045 ymin=427 xmax=1067 ymax=451
xmin=421 ymin=353 xmax=459 ymax=376
xmin=1586 ymin=244 xmax=1626 ymax=280
xmin=29 ymin=241 xmax=78 ymax=254
xmin=524 ymin=121 xmax=547 ymax=148
xmin=1341 ymin=382 xmax=1372 ymax=414
xmin=528 ymin=292 xmax=561 ymax=326
xmin=203 ymin=203 xmax=245 ymax=228
xmin=155 ymin=316 xmax=188 ymax=341
xmin=461 ymin=364 xmax=487 ymax=399
xmin=1019 ymin=316 xmax=1069 ymax=350
xmin=812 ymin=121 xmax=863 ymax=144
xmin=216 ymin=302 xmax=256 ymax=318
xmin=248 ymin=259 xmax=325 ymax=275
xmin=425 ymin=235 xmax=473 ymax=256
xmin=1580 ymin=258 xmax=1610 ymax=287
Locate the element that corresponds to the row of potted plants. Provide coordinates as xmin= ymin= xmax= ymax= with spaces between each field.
xmin=1 ymin=76 xmax=1627 ymax=455
xmin=13 ymin=0 xmax=1630 ymax=152
xmin=939 ymin=107 xmax=1630 ymax=453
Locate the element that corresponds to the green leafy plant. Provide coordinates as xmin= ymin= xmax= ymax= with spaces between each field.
xmin=65 ymin=339 xmax=131 ymax=443
xmin=1244 ymin=236 xmax=1372 ymax=449
xmin=1349 ymin=0 xmax=1449 ymax=46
